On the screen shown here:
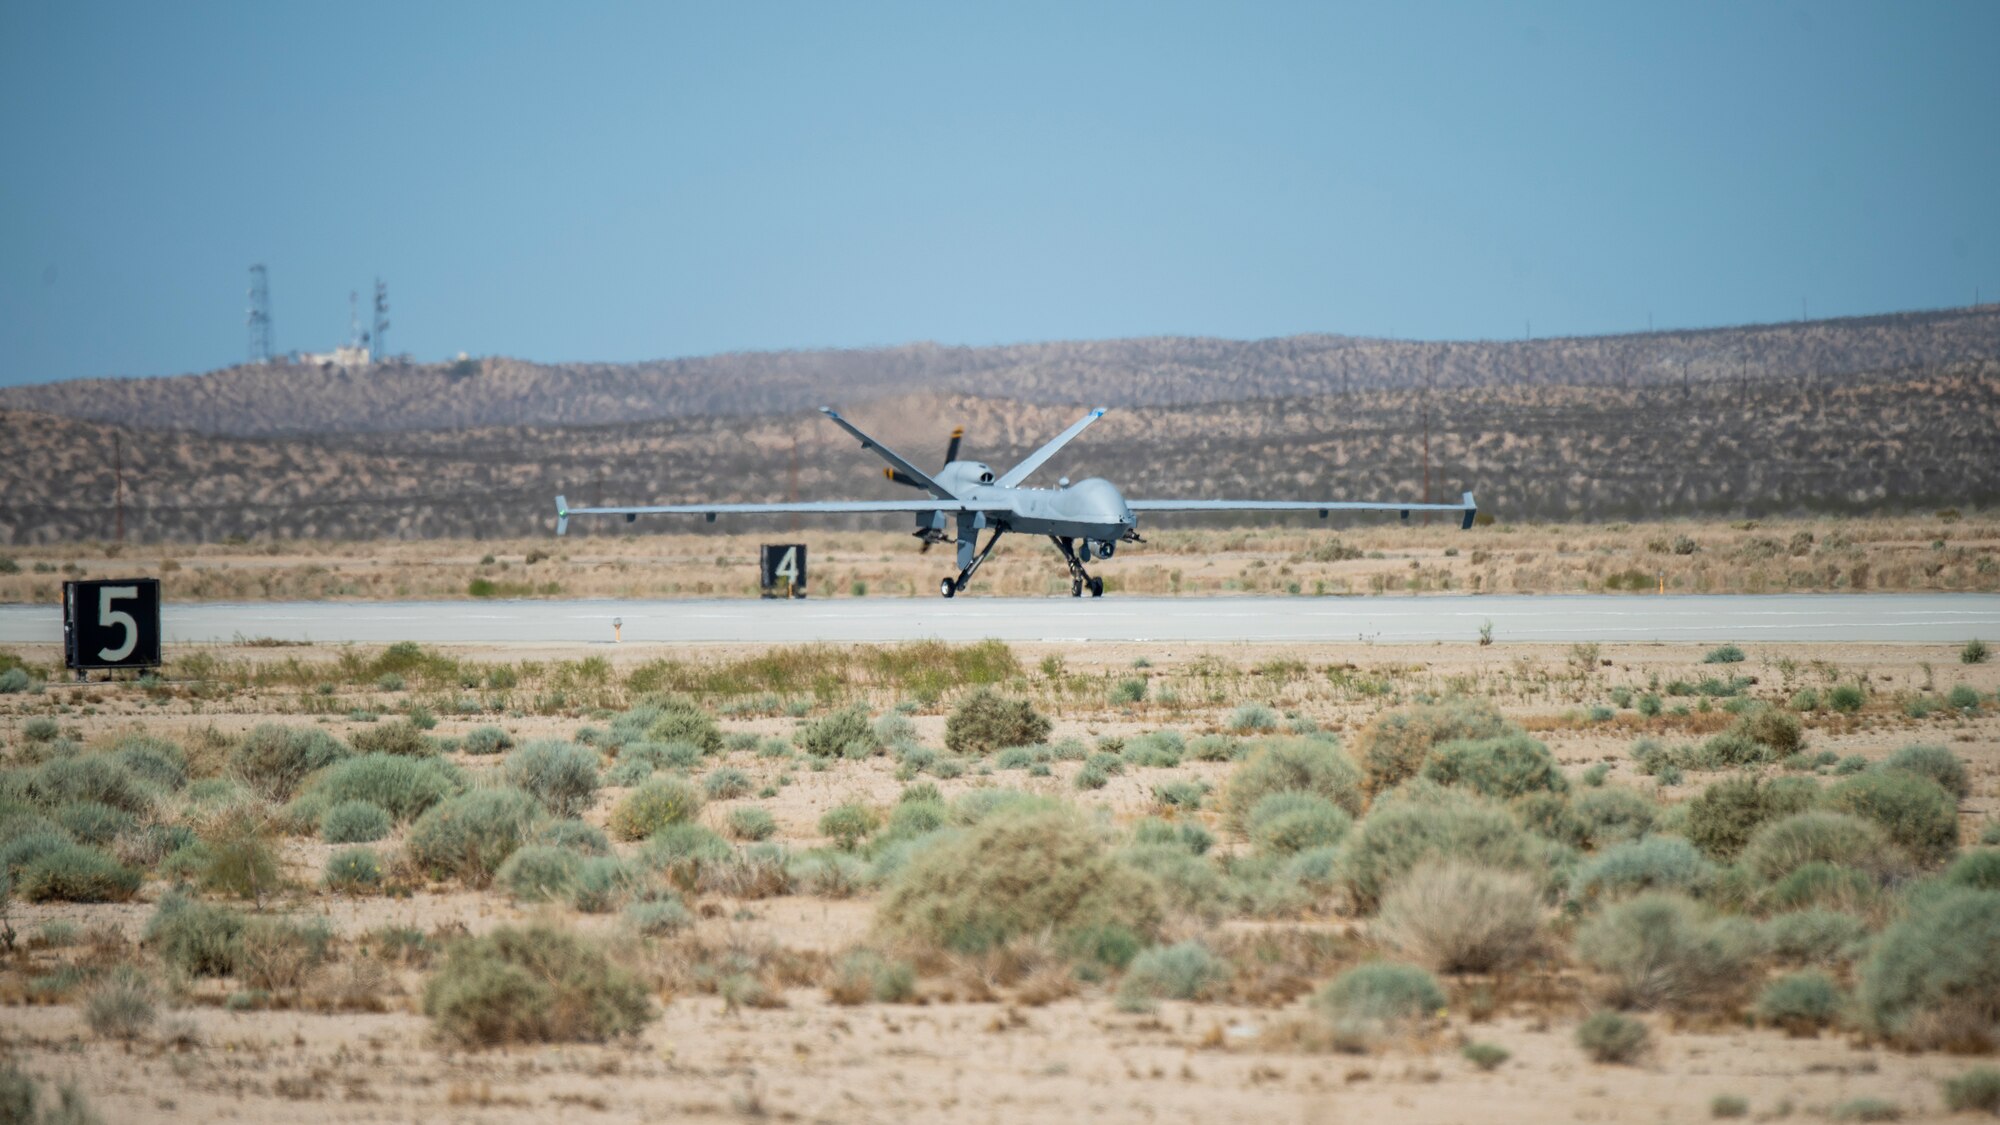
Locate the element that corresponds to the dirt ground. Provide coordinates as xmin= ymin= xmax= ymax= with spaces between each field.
xmin=3 ymin=635 xmax=1999 ymax=1123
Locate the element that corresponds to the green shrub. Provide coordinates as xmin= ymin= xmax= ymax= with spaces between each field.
xmin=22 ymin=754 xmax=152 ymax=815
xmin=18 ymin=843 xmax=140 ymax=902
xmin=885 ymin=799 xmax=947 ymax=840
xmin=1964 ymin=638 xmax=1990 ymax=665
xmin=497 ymin=844 xmax=583 ymax=901
xmin=325 ymin=847 xmax=384 ymax=893
xmin=638 ymin=699 xmax=723 ymax=754
xmin=1684 ymin=775 xmax=1815 ymax=862
xmin=819 ymin=802 xmax=882 ymax=850
xmin=1574 ymin=892 xmax=1760 ymax=1010
xmin=1570 ymin=836 xmax=1715 ymax=904
xmin=1742 ymin=811 xmax=1895 ymax=882
xmin=22 ymin=717 xmax=59 ymax=742
xmin=1879 ymin=743 xmax=1969 ymax=802
xmin=110 ymin=734 xmax=187 ymax=790
xmin=1858 ymin=886 xmax=2000 ymax=1047
xmin=1830 ymin=1100 xmax=1902 ymax=1123
xmin=625 ymin=897 xmax=693 ymax=937
xmin=703 ymin=767 xmax=753 ymax=800
xmin=1703 ymin=645 xmax=1746 ymax=664
xmin=83 ymin=965 xmax=157 ymax=1040
xmin=1151 ymin=779 xmax=1207 ymax=811
xmin=1573 ymin=787 xmax=1658 ymax=848
xmin=230 ymin=724 xmax=349 ymax=801
xmin=1116 ymin=941 xmax=1229 ymax=1010
xmin=52 ymin=801 xmax=133 ymax=847
xmin=791 ymin=851 xmax=867 ymax=898
xmin=1828 ymin=683 xmax=1866 ymax=713
xmin=605 ymin=740 xmax=701 ymax=785
xmin=406 ymin=787 xmax=543 ymax=885
xmin=825 ymin=949 xmax=917 ymax=1004
xmin=876 ymin=804 xmax=1162 ymax=954
xmin=1943 ymin=849 xmax=2000 ymax=892
xmin=727 ymin=806 xmax=778 ymax=841
xmin=1340 ymin=793 xmax=1547 ymax=913
xmin=462 ymin=725 xmax=514 ymax=755
xmin=0 ymin=667 xmax=33 ymax=694
xmin=608 ymin=777 xmax=703 ymax=840
xmin=1765 ymin=862 xmax=1882 ymax=915
xmin=1350 ymin=699 xmax=1511 ymax=797
xmin=1421 ymin=733 xmax=1568 ymax=799
xmin=1377 ymin=861 xmax=1542 ymax=974
xmin=504 ymin=740 xmax=600 ymax=818
xmin=1462 ymin=1041 xmax=1510 ymax=1071
xmin=1709 ymin=1095 xmax=1749 ymax=1118
xmin=1222 ymin=737 xmax=1364 ymax=831
xmin=1763 ymin=909 xmax=1867 ymax=965
xmin=1312 ymin=961 xmax=1445 ymax=1041
xmin=943 ymin=688 xmax=1051 ymax=756
xmin=423 ymin=925 xmax=655 ymax=1046
xmin=1576 ymin=1010 xmax=1649 ymax=1062
xmin=539 ymin=818 xmax=609 ymax=855
xmin=1227 ymin=702 xmax=1280 ymax=733
xmin=145 ymin=892 xmax=244 ymax=976
xmin=1731 ymin=705 xmax=1805 ymax=756
xmin=569 ymin=856 xmax=642 ymax=913
xmin=797 ymin=705 xmax=877 ymax=758
xmin=300 ymin=753 xmax=462 ymax=821
xmin=349 ymin=718 xmax=436 ymax=756
xmin=1941 ymin=1068 xmax=2000 ymax=1114
xmin=1245 ymin=791 xmax=1352 ymax=856
xmin=320 ymin=799 xmax=392 ymax=843
xmin=1947 ymin=684 xmax=1982 ymax=711
xmin=1824 ymin=770 xmax=1958 ymax=867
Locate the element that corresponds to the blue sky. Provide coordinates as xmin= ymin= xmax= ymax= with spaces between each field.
xmin=1 ymin=1 xmax=1994 ymax=385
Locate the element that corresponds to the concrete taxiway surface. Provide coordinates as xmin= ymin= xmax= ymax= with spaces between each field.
xmin=3 ymin=594 xmax=1997 ymax=646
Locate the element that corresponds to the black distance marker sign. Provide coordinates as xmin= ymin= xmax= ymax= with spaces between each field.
xmin=63 ymin=578 xmax=162 ymax=671
xmin=759 ymin=544 xmax=808 ymax=598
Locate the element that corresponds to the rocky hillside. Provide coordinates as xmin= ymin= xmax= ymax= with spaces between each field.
xmin=4 ymin=306 xmax=1997 ymax=436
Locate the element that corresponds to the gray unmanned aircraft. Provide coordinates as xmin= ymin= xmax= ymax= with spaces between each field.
xmin=555 ymin=407 xmax=1477 ymax=598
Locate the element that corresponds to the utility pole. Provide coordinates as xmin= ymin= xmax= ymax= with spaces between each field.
xmin=788 ymin=431 xmax=800 ymax=535
xmin=112 ymin=433 xmax=125 ymax=544
xmin=1421 ymin=348 xmax=1435 ymax=524
xmin=371 ymin=279 xmax=390 ymax=363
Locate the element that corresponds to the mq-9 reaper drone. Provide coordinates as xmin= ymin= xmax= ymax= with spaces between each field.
xmin=556 ymin=407 xmax=1476 ymax=598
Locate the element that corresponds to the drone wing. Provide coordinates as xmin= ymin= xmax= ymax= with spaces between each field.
xmin=554 ymin=496 xmax=1010 ymax=534
xmin=1127 ymin=491 xmax=1479 ymax=529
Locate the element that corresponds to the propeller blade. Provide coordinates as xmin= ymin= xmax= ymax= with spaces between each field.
xmin=943 ymin=426 xmax=963 ymax=466
xmin=883 ymin=468 xmax=924 ymax=489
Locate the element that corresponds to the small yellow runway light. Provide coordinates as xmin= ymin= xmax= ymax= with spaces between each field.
xmin=612 ymin=617 xmax=623 ymax=643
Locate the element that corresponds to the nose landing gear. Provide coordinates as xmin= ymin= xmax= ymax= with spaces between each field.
xmin=1053 ymin=537 xmax=1105 ymax=597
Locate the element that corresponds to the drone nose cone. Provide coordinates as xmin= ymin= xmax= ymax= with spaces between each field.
xmin=1067 ymin=477 xmax=1132 ymax=524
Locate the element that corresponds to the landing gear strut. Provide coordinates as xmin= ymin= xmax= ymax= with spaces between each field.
xmin=940 ymin=528 xmax=1004 ymax=598
xmin=1052 ymin=536 xmax=1104 ymax=597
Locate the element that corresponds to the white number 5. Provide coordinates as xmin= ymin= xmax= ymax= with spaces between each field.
xmin=98 ymin=586 xmax=139 ymax=662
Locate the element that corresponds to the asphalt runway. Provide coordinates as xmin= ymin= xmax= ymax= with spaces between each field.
xmin=3 ymin=593 xmax=1997 ymax=647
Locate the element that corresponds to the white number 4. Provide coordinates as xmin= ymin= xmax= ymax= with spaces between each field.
xmin=97 ymin=586 xmax=139 ymax=662
xmin=772 ymin=548 xmax=800 ymax=584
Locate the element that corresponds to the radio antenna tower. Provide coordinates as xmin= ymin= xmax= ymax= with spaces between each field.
xmin=372 ymin=278 xmax=390 ymax=362
xmin=348 ymin=291 xmax=363 ymax=348
xmin=247 ymin=264 xmax=273 ymax=363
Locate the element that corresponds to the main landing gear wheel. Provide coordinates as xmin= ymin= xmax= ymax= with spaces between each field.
xmin=939 ymin=577 xmax=956 ymax=599
xmin=1088 ymin=576 xmax=1104 ymax=597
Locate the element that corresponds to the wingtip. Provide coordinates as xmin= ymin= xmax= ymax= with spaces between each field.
xmin=818 ymin=405 xmax=836 ymax=415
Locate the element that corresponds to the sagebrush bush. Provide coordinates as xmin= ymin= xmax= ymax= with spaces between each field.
xmin=52 ymin=800 xmax=133 ymax=846
xmin=885 ymin=799 xmax=947 ymax=840
xmin=1421 ymin=734 xmax=1568 ymax=800
xmin=83 ymin=965 xmax=157 ymax=1040
xmin=1756 ymin=969 xmax=1845 ymax=1034
xmin=22 ymin=754 xmax=153 ymax=815
xmin=704 ymin=767 xmax=753 ymax=800
xmin=1350 ymin=699 xmax=1510 ymax=797
xmin=638 ymin=823 xmax=733 ymax=873
xmin=1312 ymin=961 xmax=1445 ymax=1043
xmin=1766 ymin=862 xmax=1883 ymax=915
xmin=1762 ymin=908 xmax=1868 ymax=966
xmin=819 ymin=802 xmax=882 ymax=850
xmin=461 ymin=725 xmax=514 ymax=755
xmin=792 ymin=851 xmax=868 ymax=898
xmin=1569 ymin=836 xmax=1715 ymax=904
xmin=1244 ymin=791 xmax=1352 ymax=855
xmin=1858 ymin=886 xmax=2000 ymax=1048
xmin=798 ymin=705 xmax=877 ymax=758
xmin=876 ymin=804 xmax=1162 ymax=953
xmin=497 ymin=844 xmax=583 ymax=902
xmin=230 ymin=724 xmax=349 ymax=801
xmin=1942 ymin=1067 xmax=2000 ymax=1114
xmin=1116 ymin=941 xmax=1229 ymax=1010
xmin=1574 ymin=892 xmax=1760 ymax=1010
xmin=504 ymin=740 xmax=600 ymax=818
xmin=1828 ymin=684 xmax=1866 ymax=713
xmin=1942 ymin=849 xmax=2000 ymax=893
xmin=1731 ymin=705 xmax=1804 ymax=756
xmin=1227 ymin=702 xmax=1280 ymax=733
xmin=110 ymin=733 xmax=187 ymax=791
xmin=1685 ymin=776 xmax=1816 ymax=862
xmin=1576 ymin=1010 xmax=1649 ymax=1062
xmin=943 ymin=688 xmax=1051 ymax=756
xmin=608 ymin=777 xmax=704 ymax=840
xmin=298 ymin=753 xmax=462 ymax=821
xmin=0 ymin=667 xmax=33 ymax=694
xmin=727 ymin=806 xmax=778 ymax=841
xmin=605 ymin=740 xmax=702 ymax=785
xmin=406 ymin=787 xmax=543 ymax=885
xmin=320 ymin=799 xmax=392 ymax=843
xmin=639 ymin=699 xmax=723 ymax=754
xmin=1377 ymin=861 xmax=1542 ymax=974
xmin=349 ymin=719 xmax=435 ymax=757
xmin=1572 ymin=787 xmax=1658 ymax=848
xmin=325 ymin=847 xmax=384 ymax=893
xmin=145 ymin=892 xmax=245 ymax=976
xmin=1881 ymin=744 xmax=1969 ymax=801
xmin=18 ymin=843 xmax=140 ymax=902
xmin=1743 ymin=811 xmax=1897 ymax=882
xmin=569 ymin=856 xmax=642 ymax=913
xmin=1222 ymin=737 xmax=1364 ymax=832
xmin=1824 ymin=770 xmax=1959 ymax=867
xmin=423 ymin=925 xmax=654 ymax=1047
xmin=825 ymin=948 xmax=917 ymax=1005
xmin=1340 ymin=792 xmax=1546 ymax=913
xmin=625 ymin=896 xmax=693 ymax=937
